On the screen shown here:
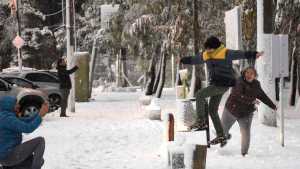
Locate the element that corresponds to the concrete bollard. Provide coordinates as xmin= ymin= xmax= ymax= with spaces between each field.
xmin=74 ymin=52 xmax=90 ymax=102
xmin=146 ymin=98 xmax=161 ymax=120
xmin=139 ymin=95 xmax=152 ymax=105
xmin=167 ymin=144 xmax=185 ymax=169
xmin=175 ymin=99 xmax=195 ymax=131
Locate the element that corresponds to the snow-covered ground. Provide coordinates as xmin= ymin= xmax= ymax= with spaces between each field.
xmin=25 ymin=88 xmax=300 ymax=169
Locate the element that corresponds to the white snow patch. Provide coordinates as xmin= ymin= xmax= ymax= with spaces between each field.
xmin=22 ymin=89 xmax=300 ymax=169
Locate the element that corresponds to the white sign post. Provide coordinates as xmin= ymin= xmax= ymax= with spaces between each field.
xmin=270 ymin=34 xmax=289 ymax=147
xmin=224 ymin=6 xmax=243 ymax=69
xmin=225 ymin=6 xmax=242 ymax=50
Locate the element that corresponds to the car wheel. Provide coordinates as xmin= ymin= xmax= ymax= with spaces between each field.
xmin=49 ymin=95 xmax=61 ymax=112
xmin=22 ymin=104 xmax=40 ymax=117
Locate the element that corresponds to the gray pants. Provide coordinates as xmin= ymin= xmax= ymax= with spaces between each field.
xmin=60 ymin=89 xmax=70 ymax=117
xmin=196 ymin=85 xmax=228 ymax=137
xmin=221 ymin=108 xmax=253 ymax=155
xmin=0 ymin=137 xmax=45 ymax=169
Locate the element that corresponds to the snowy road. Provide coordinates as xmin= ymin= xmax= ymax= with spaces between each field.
xmin=25 ymin=89 xmax=300 ymax=169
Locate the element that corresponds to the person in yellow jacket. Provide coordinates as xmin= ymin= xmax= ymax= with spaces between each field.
xmin=180 ymin=36 xmax=263 ymax=147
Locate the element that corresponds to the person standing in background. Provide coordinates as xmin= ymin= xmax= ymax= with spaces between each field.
xmin=57 ymin=57 xmax=79 ymax=117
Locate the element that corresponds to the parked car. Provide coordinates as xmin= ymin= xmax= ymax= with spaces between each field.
xmin=3 ymin=71 xmax=60 ymax=89
xmin=0 ymin=78 xmax=47 ymax=116
xmin=0 ymin=75 xmax=62 ymax=112
xmin=39 ymin=70 xmax=59 ymax=79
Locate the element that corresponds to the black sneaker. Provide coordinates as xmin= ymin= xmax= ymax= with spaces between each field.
xmin=242 ymin=153 xmax=248 ymax=157
xmin=209 ymin=136 xmax=227 ymax=147
xmin=189 ymin=119 xmax=208 ymax=131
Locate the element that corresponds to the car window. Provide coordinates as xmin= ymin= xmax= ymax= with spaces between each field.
xmin=0 ymin=80 xmax=7 ymax=91
xmin=25 ymin=73 xmax=58 ymax=83
xmin=5 ymin=78 xmax=33 ymax=88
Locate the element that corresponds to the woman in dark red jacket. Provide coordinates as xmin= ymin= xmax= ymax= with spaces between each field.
xmin=221 ymin=67 xmax=277 ymax=156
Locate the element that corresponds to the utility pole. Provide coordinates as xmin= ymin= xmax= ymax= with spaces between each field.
xmin=62 ymin=0 xmax=64 ymax=25
xmin=66 ymin=0 xmax=76 ymax=112
xmin=72 ymin=0 xmax=77 ymax=51
xmin=16 ymin=0 xmax=22 ymax=72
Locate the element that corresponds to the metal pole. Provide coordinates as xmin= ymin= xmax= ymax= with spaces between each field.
xmin=72 ymin=0 xmax=77 ymax=51
xmin=62 ymin=0 xmax=64 ymax=26
xmin=280 ymin=77 xmax=284 ymax=147
xmin=66 ymin=0 xmax=71 ymax=69
xmin=16 ymin=0 xmax=22 ymax=72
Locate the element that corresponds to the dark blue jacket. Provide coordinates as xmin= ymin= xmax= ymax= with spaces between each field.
xmin=0 ymin=96 xmax=42 ymax=160
xmin=181 ymin=48 xmax=257 ymax=87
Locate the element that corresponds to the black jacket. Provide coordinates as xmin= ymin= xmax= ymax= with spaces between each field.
xmin=225 ymin=77 xmax=277 ymax=118
xmin=57 ymin=65 xmax=79 ymax=89
xmin=181 ymin=49 xmax=257 ymax=87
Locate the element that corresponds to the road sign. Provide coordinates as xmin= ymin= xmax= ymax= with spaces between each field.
xmin=270 ymin=34 xmax=289 ymax=78
xmin=13 ymin=35 xmax=25 ymax=49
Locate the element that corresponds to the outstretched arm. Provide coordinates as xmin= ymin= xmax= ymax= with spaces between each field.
xmin=66 ymin=66 xmax=79 ymax=74
xmin=257 ymin=83 xmax=277 ymax=110
xmin=180 ymin=55 xmax=204 ymax=65
xmin=227 ymin=50 xmax=262 ymax=61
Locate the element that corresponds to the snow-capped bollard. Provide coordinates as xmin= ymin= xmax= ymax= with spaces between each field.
xmin=146 ymin=98 xmax=161 ymax=120
xmin=175 ymin=99 xmax=195 ymax=131
xmin=167 ymin=144 xmax=185 ymax=169
xmin=139 ymin=95 xmax=152 ymax=105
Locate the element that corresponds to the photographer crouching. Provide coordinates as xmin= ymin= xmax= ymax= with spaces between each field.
xmin=0 ymin=96 xmax=48 ymax=169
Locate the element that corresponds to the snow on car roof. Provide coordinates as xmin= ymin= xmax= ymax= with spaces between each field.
xmin=2 ymin=66 xmax=37 ymax=73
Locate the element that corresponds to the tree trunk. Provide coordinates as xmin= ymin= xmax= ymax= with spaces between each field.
xmin=145 ymin=53 xmax=157 ymax=95
xmin=175 ymin=52 xmax=183 ymax=87
xmin=295 ymin=26 xmax=300 ymax=97
xmin=166 ymin=0 xmax=171 ymax=19
xmin=152 ymin=52 xmax=163 ymax=94
xmin=155 ymin=50 xmax=167 ymax=98
xmin=120 ymin=48 xmax=128 ymax=87
xmin=89 ymin=38 xmax=98 ymax=98
xmin=145 ymin=45 xmax=161 ymax=95
xmin=189 ymin=0 xmax=203 ymax=98
xmin=115 ymin=53 xmax=122 ymax=87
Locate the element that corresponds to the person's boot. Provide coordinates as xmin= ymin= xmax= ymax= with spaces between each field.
xmin=60 ymin=108 xmax=69 ymax=117
xmin=189 ymin=119 xmax=208 ymax=131
xmin=242 ymin=153 xmax=248 ymax=157
xmin=209 ymin=135 xmax=227 ymax=147
xmin=60 ymin=114 xmax=69 ymax=117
